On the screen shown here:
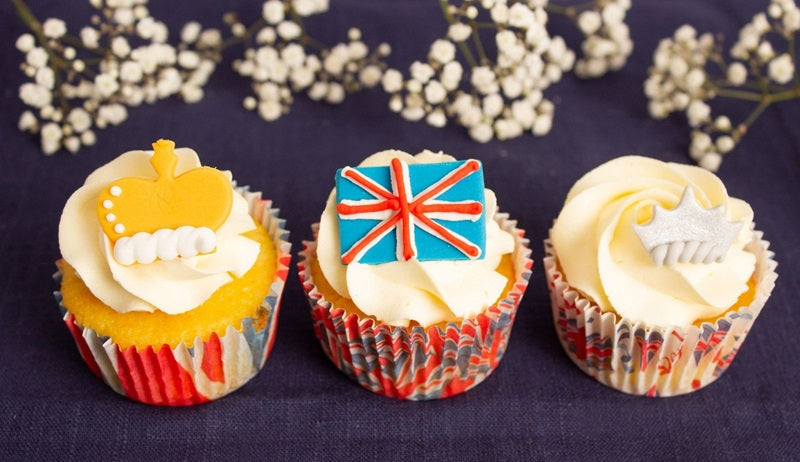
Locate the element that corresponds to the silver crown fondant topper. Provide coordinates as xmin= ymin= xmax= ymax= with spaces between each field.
xmin=633 ymin=186 xmax=743 ymax=267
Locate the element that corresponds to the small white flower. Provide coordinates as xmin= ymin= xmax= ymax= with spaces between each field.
xmin=684 ymin=68 xmax=706 ymax=91
xmin=15 ymin=34 xmax=35 ymax=53
xmin=181 ymin=84 xmax=204 ymax=103
xmin=471 ymin=66 xmax=498 ymax=94
xmin=35 ymin=67 xmax=55 ymax=90
xmin=136 ymin=16 xmax=156 ymax=39
xmin=42 ymin=18 xmax=67 ymax=39
xmin=482 ymin=93 xmax=503 ymax=118
xmin=359 ymin=65 xmax=382 ymax=88
xmin=757 ymin=40 xmax=775 ymax=61
xmin=440 ymin=61 xmax=463 ymax=90
xmin=63 ymin=136 xmax=81 ymax=154
xmin=448 ymin=23 xmax=472 ymax=42
xmin=277 ymin=21 xmax=302 ymax=40
xmin=95 ymin=73 xmax=120 ymax=98
xmin=727 ymin=62 xmax=747 ymax=85
xmin=26 ymin=47 xmax=48 ymax=68
xmin=181 ymin=22 xmax=202 ymax=43
xmin=577 ymin=11 xmax=602 ymax=35
xmin=348 ymin=28 xmax=361 ymax=41
xmin=258 ymin=100 xmax=283 ymax=120
xmin=243 ymin=96 xmax=257 ymax=110
xmin=257 ymin=27 xmax=277 ymax=44
xmin=508 ymin=3 xmax=535 ymax=29
xmin=602 ymin=4 xmax=626 ymax=25
xmin=532 ymin=113 xmax=553 ymax=136
xmin=308 ymin=81 xmax=328 ymax=100
xmin=674 ymin=24 xmax=697 ymax=43
xmin=178 ymin=50 xmax=201 ymax=69
xmin=348 ymin=41 xmax=368 ymax=60
xmin=114 ymin=7 xmax=135 ymax=26
xmin=424 ymin=80 xmax=447 ymax=105
xmin=426 ymin=108 xmax=447 ymax=128
xmin=67 ymin=108 xmax=92 ymax=133
xmin=401 ymin=106 xmax=425 ymax=121
xmin=81 ymin=130 xmax=96 ymax=146
xmin=388 ymin=94 xmax=403 ymax=112
xmin=647 ymin=100 xmax=667 ymax=119
xmin=752 ymin=12 xmax=770 ymax=34
xmin=294 ymin=0 xmax=327 ymax=16
xmin=511 ymin=100 xmax=535 ymax=128
xmin=495 ymin=118 xmax=523 ymax=140
xmin=112 ymin=36 xmax=131 ymax=58
xmin=381 ymin=69 xmax=404 ymax=93
xmin=490 ymin=3 xmax=509 ymax=24
xmin=501 ymin=76 xmax=523 ymax=99
xmin=469 ymin=123 xmax=494 ymax=143
xmin=281 ymin=43 xmax=306 ymax=69
xmin=19 ymin=82 xmax=52 ymax=108
xmin=406 ymin=79 xmax=422 ymax=94
xmin=410 ymin=61 xmax=435 ymax=84
xmin=668 ymin=56 xmax=688 ymax=78
xmin=198 ymin=29 xmax=222 ymax=48
xmin=263 ymin=0 xmax=285 ymax=24
xmin=79 ymin=27 xmax=100 ymax=49
xmin=768 ymin=53 xmax=794 ymax=84
xmin=290 ymin=66 xmax=314 ymax=89
xmin=686 ymin=100 xmax=711 ymax=127
xmin=40 ymin=122 xmax=62 ymax=155
xmin=495 ymin=30 xmax=517 ymax=53
xmin=714 ymin=115 xmax=732 ymax=131
xmin=699 ymin=152 xmax=722 ymax=171
xmin=429 ymin=39 xmax=456 ymax=64
xmin=716 ymin=135 xmax=735 ymax=153
xmin=17 ymin=111 xmax=37 ymax=132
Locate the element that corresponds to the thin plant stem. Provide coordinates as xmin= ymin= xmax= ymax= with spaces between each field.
xmin=734 ymin=99 xmax=770 ymax=140
xmin=438 ymin=0 xmax=477 ymax=68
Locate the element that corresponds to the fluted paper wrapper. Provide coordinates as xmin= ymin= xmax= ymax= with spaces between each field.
xmin=544 ymin=228 xmax=777 ymax=397
xmin=54 ymin=188 xmax=291 ymax=406
xmin=298 ymin=213 xmax=533 ymax=400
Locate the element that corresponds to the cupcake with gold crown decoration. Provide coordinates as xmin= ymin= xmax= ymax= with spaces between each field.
xmin=544 ymin=155 xmax=777 ymax=397
xmin=298 ymin=149 xmax=533 ymax=400
xmin=56 ymin=139 xmax=290 ymax=406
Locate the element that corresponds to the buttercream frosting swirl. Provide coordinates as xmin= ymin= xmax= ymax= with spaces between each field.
xmin=59 ymin=148 xmax=260 ymax=314
xmin=317 ymin=149 xmax=515 ymax=327
xmin=551 ymin=155 xmax=756 ymax=327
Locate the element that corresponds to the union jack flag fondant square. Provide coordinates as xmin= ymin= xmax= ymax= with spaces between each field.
xmin=336 ymin=158 xmax=487 ymax=265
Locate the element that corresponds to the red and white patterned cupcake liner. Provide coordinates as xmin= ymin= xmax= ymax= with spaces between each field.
xmin=544 ymin=228 xmax=777 ymax=397
xmin=55 ymin=188 xmax=291 ymax=406
xmin=298 ymin=213 xmax=533 ymax=400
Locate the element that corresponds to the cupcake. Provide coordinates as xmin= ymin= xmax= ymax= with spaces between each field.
xmin=56 ymin=139 xmax=290 ymax=406
xmin=545 ymin=155 xmax=777 ymax=397
xmin=298 ymin=149 xmax=532 ymax=400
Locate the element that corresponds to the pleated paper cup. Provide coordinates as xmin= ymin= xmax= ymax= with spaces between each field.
xmin=54 ymin=188 xmax=291 ymax=406
xmin=544 ymin=227 xmax=777 ymax=397
xmin=298 ymin=213 xmax=533 ymax=400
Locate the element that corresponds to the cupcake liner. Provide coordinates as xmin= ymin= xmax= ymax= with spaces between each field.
xmin=544 ymin=227 xmax=777 ymax=397
xmin=298 ymin=213 xmax=533 ymax=400
xmin=54 ymin=187 xmax=291 ymax=406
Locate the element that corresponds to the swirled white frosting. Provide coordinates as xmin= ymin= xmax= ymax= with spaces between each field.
xmin=317 ymin=149 xmax=515 ymax=327
xmin=551 ymin=155 xmax=756 ymax=327
xmin=59 ymin=148 xmax=260 ymax=314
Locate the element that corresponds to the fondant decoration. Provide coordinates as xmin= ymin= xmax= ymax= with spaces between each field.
xmin=634 ymin=186 xmax=743 ymax=267
xmin=96 ymin=139 xmax=232 ymax=265
xmin=336 ymin=158 xmax=486 ymax=264
xmin=113 ymin=226 xmax=217 ymax=266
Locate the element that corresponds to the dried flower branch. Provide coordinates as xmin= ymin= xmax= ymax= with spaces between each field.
xmin=645 ymin=0 xmax=800 ymax=171
xmin=14 ymin=0 xmax=222 ymax=155
xmin=381 ymin=0 xmax=632 ymax=143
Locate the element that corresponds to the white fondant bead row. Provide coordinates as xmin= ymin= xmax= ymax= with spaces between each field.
xmin=113 ymin=226 xmax=217 ymax=266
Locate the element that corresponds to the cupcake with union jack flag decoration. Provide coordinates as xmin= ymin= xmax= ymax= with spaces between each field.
xmin=545 ymin=156 xmax=777 ymax=397
xmin=298 ymin=149 xmax=533 ymax=400
xmin=56 ymin=139 xmax=290 ymax=405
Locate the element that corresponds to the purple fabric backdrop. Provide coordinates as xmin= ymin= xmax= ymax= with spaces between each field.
xmin=1 ymin=1 xmax=798 ymax=460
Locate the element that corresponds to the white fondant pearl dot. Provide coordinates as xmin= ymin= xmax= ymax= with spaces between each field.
xmin=106 ymin=213 xmax=116 ymax=222
xmin=110 ymin=186 xmax=122 ymax=197
xmin=114 ymin=223 xmax=125 ymax=233
xmin=102 ymin=200 xmax=113 ymax=209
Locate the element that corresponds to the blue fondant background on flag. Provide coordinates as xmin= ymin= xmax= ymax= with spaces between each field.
xmin=336 ymin=161 xmax=486 ymax=264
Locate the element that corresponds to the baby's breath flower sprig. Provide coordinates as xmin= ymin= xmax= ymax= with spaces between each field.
xmin=545 ymin=0 xmax=633 ymax=78
xmin=645 ymin=0 xmax=800 ymax=171
xmin=381 ymin=0 xmax=631 ymax=144
xmin=232 ymin=0 xmax=391 ymax=122
xmin=13 ymin=0 xmax=223 ymax=155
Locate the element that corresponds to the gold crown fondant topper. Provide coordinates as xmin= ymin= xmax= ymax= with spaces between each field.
xmin=96 ymin=139 xmax=233 ymax=264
